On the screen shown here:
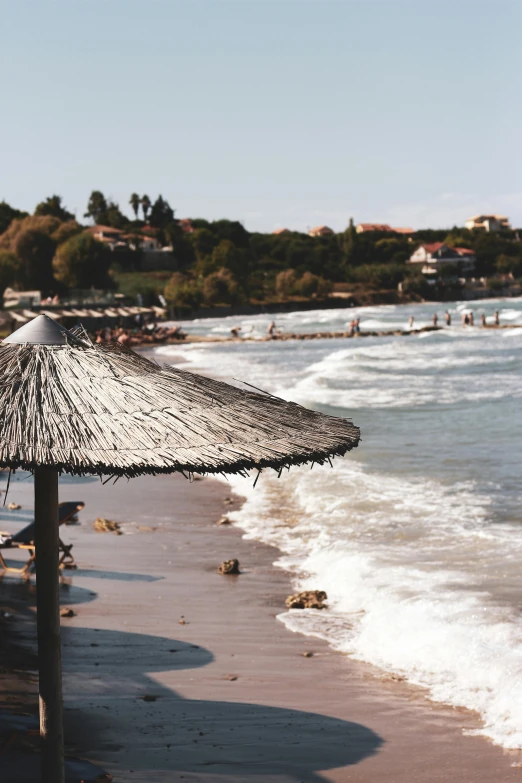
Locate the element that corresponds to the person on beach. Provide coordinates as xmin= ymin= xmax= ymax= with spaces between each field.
xmin=494 ymin=310 xmax=500 ymax=326
xmin=230 ymin=326 xmax=242 ymax=338
xmin=354 ymin=317 xmax=360 ymax=334
xmin=267 ymin=321 xmax=276 ymax=336
xmin=445 ymin=310 xmax=451 ymax=326
xmin=469 ymin=312 xmax=474 ymax=326
xmin=462 ymin=313 xmax=469 ymax=326
xmin=409 ymin=316 xmax=414 ymax=329
xmin=481 ymin=314 xmax=487 ymax=327
xmin=432 ymin=313 xmax=438 ymax=326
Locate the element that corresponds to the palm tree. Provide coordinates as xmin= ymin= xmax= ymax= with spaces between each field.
xmin=129 ymin=193 xmax=140 ymax=219
xmin=141 ymin=194 xmax=151 ymax=222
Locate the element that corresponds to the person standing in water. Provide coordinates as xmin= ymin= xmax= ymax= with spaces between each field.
xmin=469 ymin=312 xmax=474 ymax=326
xmin=494 ymin=310 xmax=500 ymax=326
xmin=445 ymin=310 xmax=451 ymax=326
xmin=432 ymin=313 xmax=438 ymax=327
xmin=481 ymin=314 xmax=487 ymax=327
xmin=409 ymin=316 xmax=414 ymax=329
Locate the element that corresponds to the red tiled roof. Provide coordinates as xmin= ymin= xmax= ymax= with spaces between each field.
xmin=85 ymin=225 xmax=123 ymax=235
xmin=454 ymin=247 xmax=475 ymax=256
xmin=393 ymin=227 xmax=415 ymax=234
xmin=422 ymin=242 xmax=445 ymax=253
xmin=309 ymin=225 xmax=334 ymax=235
xmin=273 ymin=227 xmax=291 ymax=234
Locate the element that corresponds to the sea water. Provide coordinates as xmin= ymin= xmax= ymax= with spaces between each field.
xmin=154 ymin=297 xmax=522 ymax=749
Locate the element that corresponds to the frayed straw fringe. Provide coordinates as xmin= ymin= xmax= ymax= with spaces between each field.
xmin=0 ymin=341 xmax=360 ymax=478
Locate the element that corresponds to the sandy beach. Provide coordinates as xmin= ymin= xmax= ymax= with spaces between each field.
xmin=1 ymin=472 xmax=522 ymax=782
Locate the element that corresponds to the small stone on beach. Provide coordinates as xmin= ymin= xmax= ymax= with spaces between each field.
xmin=217 ymin=558 xmax=240 ymax=575
xmin=225 ymin=674 xmax=238 ymax=681
xmin=285 ymin=590 xmax=327 ymax=610
xmin=302 ymin=651 xmax=314 ymax=658
xmin=179 ymin=616 xmax=187 ymax=624
xmin=7 ymin=502 xmax=21 ymax=510
xmin=141 ymin=694 xmax=158 ymax=702
xmin=59 ymin=608 xmax=75 ymax=618
xmin=217 ymin=515 xmax=231 ymax=525
xmin=93 ymin=518 xmax=121 ymax=534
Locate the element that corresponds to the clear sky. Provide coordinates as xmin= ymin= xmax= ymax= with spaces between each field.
xmin=2 ymin=0 xmax=521 ymax=232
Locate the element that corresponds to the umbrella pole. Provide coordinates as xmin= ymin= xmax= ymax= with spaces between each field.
xmin=34 ymin=467 xmax=64 ymax=783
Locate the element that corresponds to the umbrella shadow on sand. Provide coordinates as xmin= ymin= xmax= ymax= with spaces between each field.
xmin=61 ymin=626 xmax=383 ymax=783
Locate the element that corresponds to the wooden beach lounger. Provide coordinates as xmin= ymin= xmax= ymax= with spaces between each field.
xmin=0 ymin=501 xmax=84 ymax=573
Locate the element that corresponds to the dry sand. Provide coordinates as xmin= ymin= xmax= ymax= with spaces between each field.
xmin=1 ymin=472 xmax=522 ymax=782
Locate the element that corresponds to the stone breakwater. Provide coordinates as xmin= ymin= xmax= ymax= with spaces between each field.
xmin=149 ymin=322 xmax=521 ymax=347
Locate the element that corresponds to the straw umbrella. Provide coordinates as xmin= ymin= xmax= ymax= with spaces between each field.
xmin=0 ymin=314 xmax=360 ymax=782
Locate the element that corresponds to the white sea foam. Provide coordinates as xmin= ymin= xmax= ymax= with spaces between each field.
xmin=221 ymin=462 xmax=522 ymax=749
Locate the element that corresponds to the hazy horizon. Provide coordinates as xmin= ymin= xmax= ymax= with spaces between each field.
xmin=2 ymin=0 xmax=521 ymax=232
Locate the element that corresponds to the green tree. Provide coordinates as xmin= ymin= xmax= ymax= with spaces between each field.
xmin=0 ymin=201 xmax=28 ymax=235
xmin=53 ymin=233 xmax=113 ymax=289
xmin=349 ymin=263 xmax=405 ymax=289
xmin=84 ymin=191 xmax=108 ymax=224
xmin=52 ymin=221 xmax=83 ymax=245
xmin=191 ymin=228 xmax=218 ymax=262
xmin=34 ymin=195 xmax=74 ymax=221
xmin=141 ymin=194 xmax=151 ymax=221
xmin=164 ymin=222 xmax=195 ymax=270
xmin=0 ymin=251 xmax=19 ymax=292
xmin=341 ymin=217 xmax=357 ymax=257
xmin=211 ymin=219 xmax=251 ymax=249
xmin=275 ymin=269 xmax=298 ymax=297
xmin=129 ymin=193 xmax=141 ymax=219
xmin=209 ymin=239 xmax=251 ymax=282
xmin=104 ymin=202 xmax=128 ymax=229
xmin=495 ymin=254 xmax=522 ymax=277
xmin=164 ymin=272 xmax=202 ymax=309
xmin=13 ymin=228 xmax=56 ymax=290
xmin=149 ymin=195 xmax=175 ymax=229
xmin=202 ymin=268 xmax=244 ymax=305
xmin=0 ymin=215 xmax=61 ymax=251
xmin=296 ymin=272 xmax=333 ymax=298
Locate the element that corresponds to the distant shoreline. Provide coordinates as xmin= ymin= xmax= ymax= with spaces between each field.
xmin=172 ymin=288 xmax=521 ymax=323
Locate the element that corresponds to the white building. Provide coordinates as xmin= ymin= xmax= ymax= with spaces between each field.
xmin=408 ymin=242 xmax=476 ymax=275
xmin=465 ymin=214 xmax=511 ymax=232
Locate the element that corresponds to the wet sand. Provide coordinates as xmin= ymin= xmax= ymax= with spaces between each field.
xmin=1 ymin=472 xmax=522 ymax=782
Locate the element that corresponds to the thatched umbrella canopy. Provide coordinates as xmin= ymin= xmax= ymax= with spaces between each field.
xmin=1 ymin=315 xmax=360 ymax=782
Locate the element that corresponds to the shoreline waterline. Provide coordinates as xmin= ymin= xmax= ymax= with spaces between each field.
xmin=2 ymin=471 xmax=522 ymax=780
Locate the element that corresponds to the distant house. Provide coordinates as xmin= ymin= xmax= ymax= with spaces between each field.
xmin=356 ymin=223 xmax=414 ymax=235
xmin=122 ymin=234 xmax=161 ymax=252
xmin=356 ymin=223 xmax=392 ymax=233
xmin=308 ymin=225 xmax=334 ymax=237
xmin=85 ymin=225 xmax=125 ymax=249
xmin=465 ymin=214 xmax=511 ymax=232
xmin=272 ymin=227 xmax=291 ymax=235
xmin=408 ymin=242 xmax=476 ymax=275
xmin=3 ymin=288 xmax=41 ymax=309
